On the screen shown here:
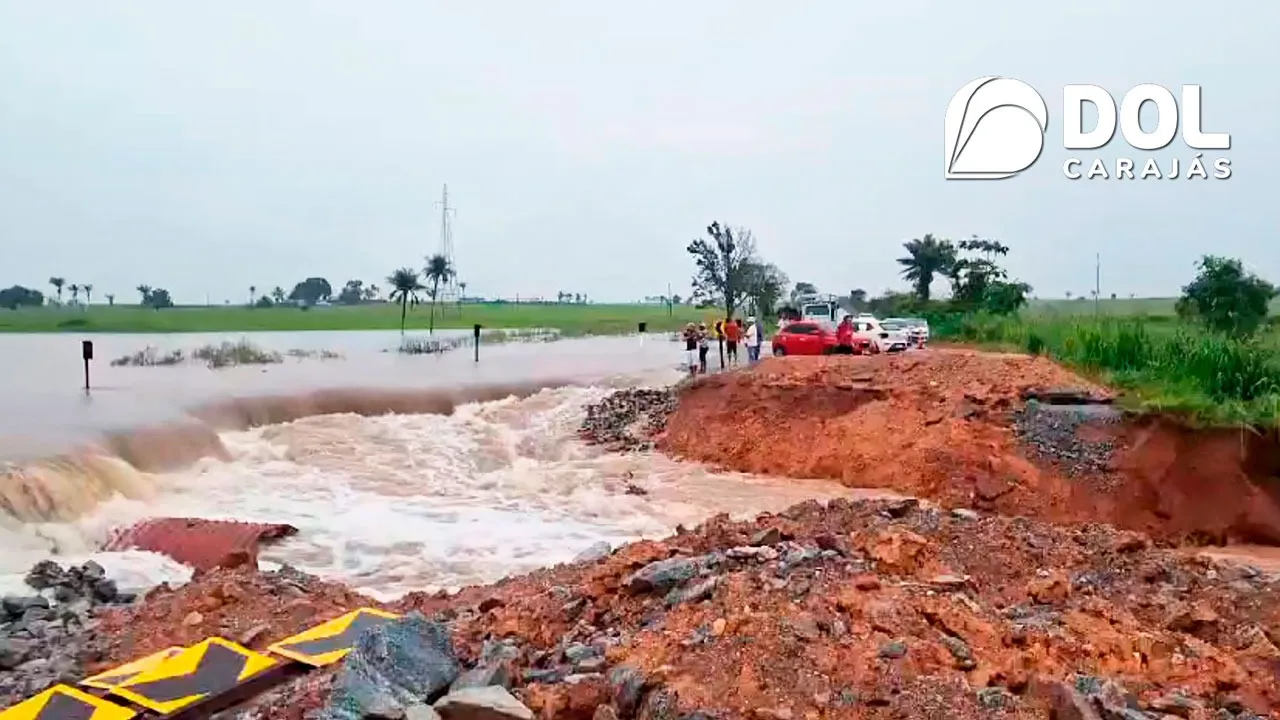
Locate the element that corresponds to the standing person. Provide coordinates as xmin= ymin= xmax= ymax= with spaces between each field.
xmin=724 ymin=317 xmax=741 ymax=365
xmin=713 ymin=319 xmax=726 ymax=369
xmin=697 ymin=323 xmax=710 ymax=373
xmin=835 ymin=315 xmax=854 ymax=354
xmin=682 ymin=323 xmax=698 ymax=376
xmin=745 ymin=316 xmax=761 ymax=364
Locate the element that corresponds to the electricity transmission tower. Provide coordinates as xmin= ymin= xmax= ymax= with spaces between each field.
xmin=434 ymin=184 xmax=459 ymax=304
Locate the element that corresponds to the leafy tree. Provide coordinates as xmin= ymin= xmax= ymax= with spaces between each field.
xmin=288 ymin=277 xmax=333 ymax=305
xmin=337 ymin=280 xmax=365 ymax=305
xmin=744 ymin=262 xmax=789 ymax=319
xmin=867 ymin=290 xmax=917 ymax=318
xmin=136 ymin=285 xmax=152 ymax=305
xmin=146 ymin=288 xmax=174 ymax=309
xmin=255 ymin=296 xmax=274 ymax=308
xmin=271 ymin=286 xmax=286 ymax=304
xmin=363 ymin=284 xmax=380 ymax=302
xmin=849 ymin=288 xmax=868 ymax=311
xmin=947 ymin=236 xmax=1029 ymax=315
xmin=0 ymin=285 xmax=44 ymax=310
xmin=1175 ymin=255 xmax=1276 ymax=337
xmin=387 ymin=267 xmax=425 ymax=335
xmin=897 ymin=234 xmax=957 ymax=302
xmin=423 ymin=253 xmax=455 ymax=334
xmin=791 ymin=281 xmax=818 ymax=302
xmin=687 ymin=222 xmax=758 ymax=319
xmin=48 ymin=277 xmax=65 ymax=304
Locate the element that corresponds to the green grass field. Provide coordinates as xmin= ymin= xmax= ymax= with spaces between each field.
xmin=935 ymin=313 xmax=1280 ymax=425
xmin=1028 ymin=296 xmax=1280 ymax=317
xmin=0 ymin=302 xmax=713 ymax=335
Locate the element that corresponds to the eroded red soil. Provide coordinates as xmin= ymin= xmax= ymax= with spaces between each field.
xmin=92 ymin=499 xmax=1280 ymax=718
xmin=660 ymin=350 xmax=1280 ymax=544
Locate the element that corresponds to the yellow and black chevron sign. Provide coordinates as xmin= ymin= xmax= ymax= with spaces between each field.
xmin=80 ymin=647 xmax=185 ymax=691
xmin=268 ymin=608 xmax=400 ymax=667
xmin=0 ymin=684 xmax=135 ymax=720
xmin=108 ymin=638 xmax=278 ymax=715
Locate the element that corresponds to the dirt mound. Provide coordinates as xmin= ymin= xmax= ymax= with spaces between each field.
xmin=659 ymin=351 xmax=1280 ymax=544
xmin=103 ymin=518 xmax=299 ymax=572
xmin=87 ymin=499 xmax=1280 ymax=718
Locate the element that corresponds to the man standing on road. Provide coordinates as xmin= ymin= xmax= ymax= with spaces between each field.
xmin=713 ymin=319 xmax=726 ymax=369
xmin=745 ymin=316 xmax=762 ymax=364
xmin=724 ymin=317 xmax=741 ymax=366
xmin=697 ymin=322 xmax=710 ymax=374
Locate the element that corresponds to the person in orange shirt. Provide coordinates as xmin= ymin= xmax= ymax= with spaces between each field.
xmin=723 ymin=317 xmax=741 ymax=365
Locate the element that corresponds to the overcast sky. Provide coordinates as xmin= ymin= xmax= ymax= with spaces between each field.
xmin=1 ymin=1 xmax=1275 ymax=304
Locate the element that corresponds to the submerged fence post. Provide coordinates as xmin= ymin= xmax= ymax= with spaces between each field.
xmin=81 ymin=340 xmax=94 ymax=392
xmin=473 ymin=324 xmax=481 ymax=362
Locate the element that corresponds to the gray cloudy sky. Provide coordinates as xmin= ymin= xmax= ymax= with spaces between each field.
xmin=1 ymin=1 xmax=1275 ymax=304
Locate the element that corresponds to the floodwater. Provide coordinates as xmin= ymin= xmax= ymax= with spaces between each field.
xmin=0 ymin=330 xmax=873 ymax=599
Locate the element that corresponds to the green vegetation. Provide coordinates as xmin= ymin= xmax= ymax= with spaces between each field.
xmin=917 ymin=253 xmax=1280 ymax=425
xmin=0 ymin=302 xmax=706 ymax=335
xmin=936 ymin=313 xmax=1280 ymax=424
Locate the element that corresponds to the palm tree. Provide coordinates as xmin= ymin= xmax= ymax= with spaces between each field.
xmin=387 ymin=268 xmax=425 ymax=335
xmin=68 ymin=283 xmax=81 ymax=305
xmin=271 ymin=286 xmax=286 ymax=304
xmin=105 ymin=293 xmax=115 ymax=306
xmin=49 ymin=277 xmax=65 ymax=304
xmin=897 ymin=234 xmax=956 ymax=302
xmin=83 ymin=284 xmax=93 ymax=307
xmin=423 ymin=253 xmax=455 ymax=334
xmin=248 ymin=285 xmax=257 ymax=306
xmin=457 ymin=281 xmax=467 ymax=313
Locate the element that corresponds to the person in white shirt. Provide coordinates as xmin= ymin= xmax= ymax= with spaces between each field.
xmin=744 ymin=316 xmax=761 ymax=363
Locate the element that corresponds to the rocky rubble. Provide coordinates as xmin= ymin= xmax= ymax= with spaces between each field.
xmin=1013 ymin=401 xmax=1123 ymax=478
xmin=0 ymin=560 xmax=138 ymax=707
xmin=579 ymin=389 xmax=678 ymax=452
xmin=82 ymin=498 xmax=1280 ymax=719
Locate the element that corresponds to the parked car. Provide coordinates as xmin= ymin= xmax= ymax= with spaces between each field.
xmin=883 ymin=317 xmax=930 ymax=347
xmin=772 ymin=321 xmax=838 ymax=356
xmin=772 ymin=321 xmax=873 ymax=356
xmin=852 ymin=317 xmax=910 ymax=353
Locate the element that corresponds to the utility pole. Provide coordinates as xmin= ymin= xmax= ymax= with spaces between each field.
xmin=1094 ymin=252 xmax=1101 ymax=317
xmin=667 ymin=282 xmax=673 ymax=317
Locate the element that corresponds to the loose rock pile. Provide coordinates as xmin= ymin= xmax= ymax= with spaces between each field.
xmin=1013 ymin=400 xmax=1122 ymax=477
xmin=579 ymin=388 xmax=678 ymax=452
xmin=0 ymin=560 xmax=137 ymax=707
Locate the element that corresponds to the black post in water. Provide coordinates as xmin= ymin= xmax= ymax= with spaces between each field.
xmin=81 ymin=340 xmax=94 ymax=391
xmin=473 ymin=324 xmax=481 ymax=362
xmin=638 ymin=322 xmax=646 ymax=334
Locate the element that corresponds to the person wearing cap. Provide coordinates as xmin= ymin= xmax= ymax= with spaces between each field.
xmin=682 ymin=322 xmax=698 ymax=375
xmin=697 ymin=323 xmax=710 ymax=373
xmin=745 ymin=316 xmax=762 ymax=364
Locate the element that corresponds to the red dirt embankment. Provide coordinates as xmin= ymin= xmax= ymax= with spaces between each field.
xmin=92 ymin=499 xmax=1280 ymax=718
xmin=659 ymin=350 xmax=1280 ymax=545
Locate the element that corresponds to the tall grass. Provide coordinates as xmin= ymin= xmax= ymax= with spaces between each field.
xmin=937 ymin=313 xmax=1280 ymax=424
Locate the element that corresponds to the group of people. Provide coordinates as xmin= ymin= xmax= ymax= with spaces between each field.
xmin=681 ymin=316 xmax=765 ymax=375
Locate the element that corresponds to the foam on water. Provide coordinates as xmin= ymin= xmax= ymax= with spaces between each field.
xmin=0 ymin=370 xmax=870 ymax=600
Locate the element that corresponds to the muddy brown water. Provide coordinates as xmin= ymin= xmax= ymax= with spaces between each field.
xmin=0 ymin=331 xmax=890 ymax=599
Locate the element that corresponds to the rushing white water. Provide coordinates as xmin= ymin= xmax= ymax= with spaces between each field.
xmin=0 ymin=371 xmax=871 ymax=600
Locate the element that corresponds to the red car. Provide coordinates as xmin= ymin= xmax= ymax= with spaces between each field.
xmin=772 ymin=321 xmax=872 ymax=356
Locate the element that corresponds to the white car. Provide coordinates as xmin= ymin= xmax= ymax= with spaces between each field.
xmin=852 ymin=317 xmax=910 ymax=353
xmin=882 ymin=317 xmax=930 ymax=347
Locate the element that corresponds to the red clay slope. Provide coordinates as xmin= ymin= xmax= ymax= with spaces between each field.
xmin=659 ymin=350 xmax=1280 ymax=545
